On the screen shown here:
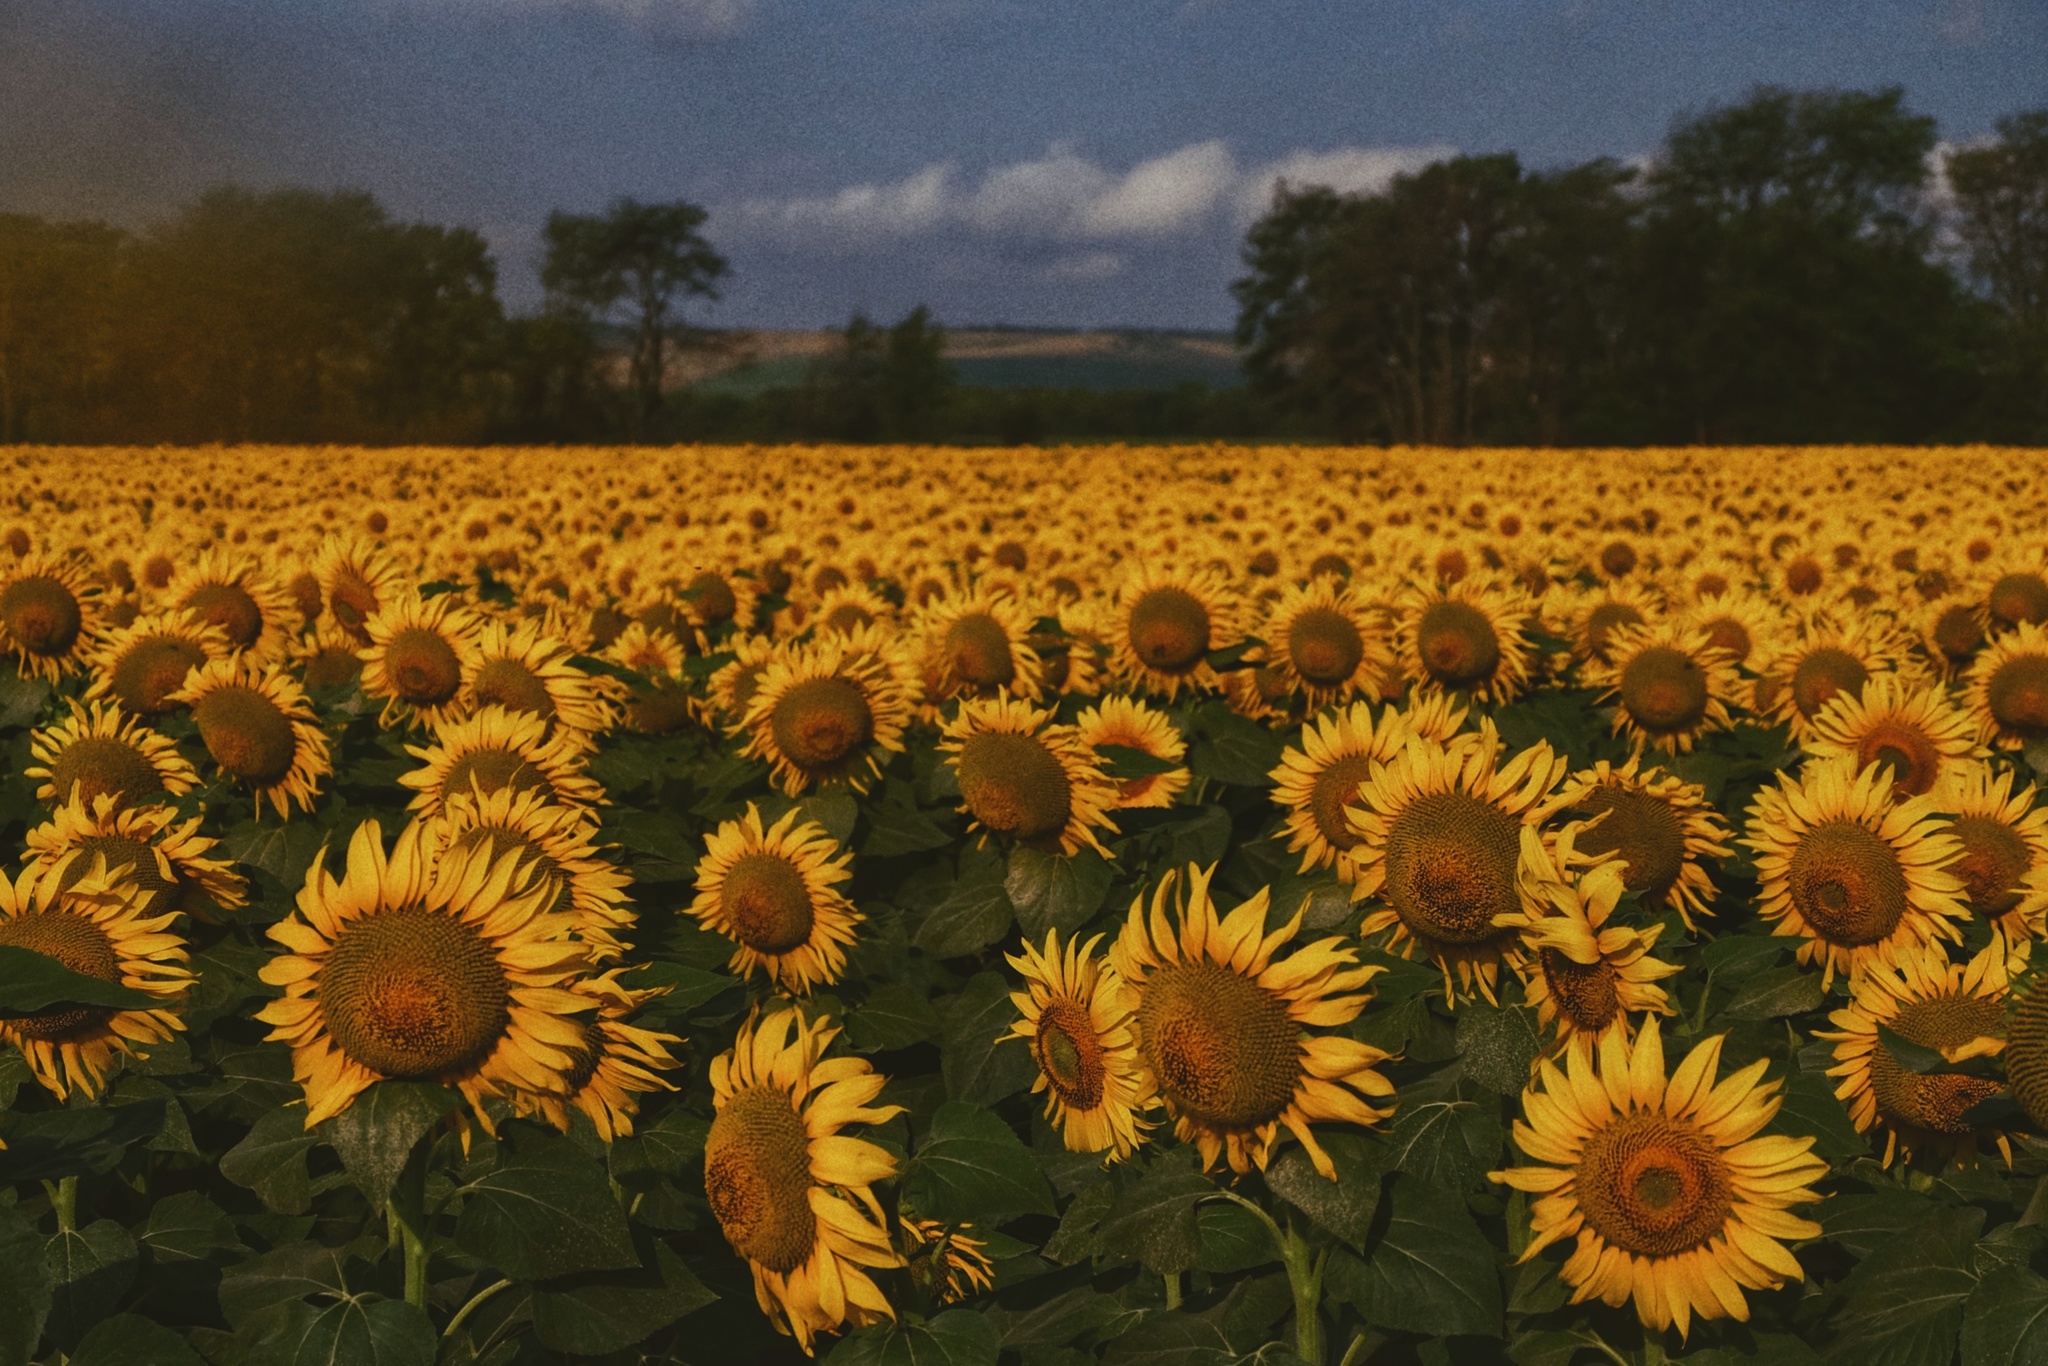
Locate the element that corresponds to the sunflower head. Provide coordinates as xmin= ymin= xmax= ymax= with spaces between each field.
xmin=26 ymin=702 xmax=199 ymax=811
xmin=1006 ymin=928 xmax=1156 ymax=1159
xmin=87 ymin=611 xmax=230 ymax=717
xmin=1401 ymin=581 xmax=1534 ymax=703
xmin=688 ymin=804 xmax=861 ymax=992
xmin=170 ymin=658 xmax=331 ymax=818
xmin=0 ymin=554 xmax=99 ymax=681
xmin=942 ymin=696 xmax=1119 ymax=856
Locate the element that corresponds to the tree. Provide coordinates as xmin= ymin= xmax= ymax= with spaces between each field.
xmin=541 ymin=199 xmax=729 ymax=438
xmin=1947 ymin=110 xmax=2048 ymax=439
xmin=807 ymin=306 xmax=955 ymax=442
xmin=0 ymin=215 xmax=124 ymax=442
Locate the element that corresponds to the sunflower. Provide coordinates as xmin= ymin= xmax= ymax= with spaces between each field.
xmin=1073 ymin=694 xmax=1188 ymax=810
xmin=1758 ymin=615 xmax=1907 ymax=742
xmin=515 ymin=968 xmax=680 ymax=1142
xmin=1349 ymin=726 xmax=1567 ymax=1003
xmin=1107 ymin=864 xmax=1395 ymax=1178
xmin=0 ymin=859 xmax=194 ymax=1100
xmin=1558 ymin=580 xmax=1664 ymax=668
xmin=168 ymin=658 xmax=332 ymax=819
xmin=296 ymin=621 xmax=368 ymax=692
xmin=1005 ymin=929 xmax=1156 ymax=1159
xmin=1820 ymin=943 xmax=2010 ymax=1168
xmin=1397 ymin=578 xmax=1536 ymax=704
xmin=313 ymin=536 xmax=404 ymax=644
xmin=84 ymin=610 xmax=231 ymax=717
xmin=1502 ymin=824 xmax=1680 ymax=1049
xmin=400 ymin=705 xmax=606 ymax=817
xmin=1491 ymin=1021 xmax=1826 ymax=1337
xmin=900 ymin=1216 xmax=996 ymax=1307
xmin=940 ymin=697 xmax=1119 ymax=857
xmin=1965 ymin=621 xmax=2048 ymax=750
xmin=0 ymin=552 xmax=100 ymax=681
xmin=1587 ymin=621 xmax=1740 ymax=755
xmin=913 ymin=588 xmax=1046 ymax=703
xmin=710 ymin=634 xmax=781 ymax=731
xmin=1937 ymin=764 xmax=2048 ymax=956
xmin=742 ymin=634 xmax=911 ymax=796
xmin=1255 ymin=577 xmax=1391 ymax=709
xmin=704 ymin=1007 xmax=903 ymax=1354
xmin=255 ymin=818 xmax=594 ymax=1127
xmin=1268 ymin=701 xmax=1412 ymax=886
xmin=812 ymin=582 xmax=896 ymax=638
xmin=1545 ymin=755 xmax=1731 ymax=931
xmin=26 ymin=702 xmax=199 ymax=810
xmin=462 ymin=617 xmax=618 ymax=738
xmin=163 ymin=547 xmax=295 ymax=663
xmin=1983 ymin=563 xmax=2048 ymax=636
xmin=1108 ymin=561 xmax=1239 ymax=699
xmin=680 ymin=566 xmax=759 ymax=635
xmin=1804 ymin=673 xmax=1988 ymax=798
xmin=359 ymin=590 xmax=482 ymax=730
xmin=1920 ymin=595 xmax=1989 ymax=678
xmin=26 ymin=793 xmax=247 ymax=921
xmin=438 ymin=785 xmax=635 ymax=959
xmin=688 ymin=804 xmax=862 ymax=993
xmin=1745 ymin=757 xmax=1967 ymax=988
xmin=1677 ymin=591 xmax=1782 ymax=674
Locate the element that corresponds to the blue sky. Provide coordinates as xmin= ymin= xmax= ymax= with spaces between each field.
xmin=3 ymin=0 xmax=2041 ymax=328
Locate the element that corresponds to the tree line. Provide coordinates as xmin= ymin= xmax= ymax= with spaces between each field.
xmin=0 ymin=84 xmax=2042 ymax=447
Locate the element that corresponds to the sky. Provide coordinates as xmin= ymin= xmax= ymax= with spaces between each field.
xmin=2 ymin=0 xmax=2042 ymax=330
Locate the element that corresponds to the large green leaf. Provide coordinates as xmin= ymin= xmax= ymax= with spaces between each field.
xmin=1328 ymin=1174 xmax=1502 ymax=1338
xmin=139 ymin=1191 xmax=245 ymax=1264
xmin=230 ymin=1298 xmax=436 ymax=1366
xmin=1385 ymin=1092 xmax=1504 ymax=1193
xmin=1265 ymin=1131 xmax=1384 ymax=1249
xmin=1720 ymin=965 xmax=1826 ymax=1020
xmin=1770 ymin=1070 xmax=1867 ymax=1164
xmin=318 ymin=1081 xmax=457 ymax=1211
xmin=455 ymin=1126 xmax=639 ymax=1282
xmin=1006 ymin=845 xmax=1114 ymax=939
xmin=216 ymin=1242 xmax=359 ymax=1327
xmin=1185 ymin=703 xmax=1285 ymax=786
xmin=847 ymin=981 xmax=939 ymax=1052
xmin=66 ymin=1315 xmax=207 ymax=1366
xmin=827 ymin=1309 xmax=1002 ymax=1366
xmin=0 ymin=1204 xmax=51 ymax=1366
xmin=0 ymin=1100 xmax=167 ymax=1183
xmin=904 ymin=1102 xmax=1056 ymax=1223
xmin=0 ymin=944 xmax=157 ymax=1014
xmin=219 ymin=1107 xmax=318 ymax=1215
xmin=1093 ymin=1157 xmax=1213 ymax=1275
xmin=938 ymin=971 xmax=1036 ymax=1105
xmin=1964 ymin=1263 xmax=2048 ymax=1366
xmin=1454 ymin=1000 xmax=1542 ymax=1094
xmin=531 ymin=1240 xmax=717 ymax=1355
xmin=1826 ymin=1205 xmax=1983 ymax=1366
xmin=45 ymin=1219 xmax=140 ymax=1349
xmin=913 ymin=851 xmax=1014 ymax=958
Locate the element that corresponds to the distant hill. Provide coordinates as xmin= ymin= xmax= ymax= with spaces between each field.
xmin=681 ymin=327 xmax=1244 ymax=395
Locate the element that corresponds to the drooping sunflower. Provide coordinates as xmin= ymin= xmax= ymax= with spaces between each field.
xmin=438 ymin=785 xmax=635 ymax=959
xmin=1501 ymin=824 xmax=1680 ymax=1050
xmin=84 ymin=610 xmax=231 ymax=717
xmin=710 ymin=633 xmax=781 ymax=732
xmin=1073 ymin=694 xmax=1188 ymax=810
xmin=1758 ymin=615 xmax=1908 ymax=742
xmin=742 ymin=633 xmax=911 ymax=796
xmin=1965 ymin=621 xmax=2048 ymax=751
xmin=1820 ymin=943 xmax=2010 ymax=1168
xmin=1982 ymin=561 xmax=2048 ymax=636
xmin=913 ymin=588 xmax=1046 ymax=703
xmin=462 ymin=617 xmax=619 ymax=738
xmin=1557 ymin=579 xmax=1664 ymax=668
xmin=26 ymin=701 xmax=199 ymax=810
xmin=1255 ymin=577 xmax=1392 ymax=709
xmin=1349 ymin=726 xmax=1568 ymax=1003
xmin=0 ymin=860 xmax=194 ymax=1100
xmin=940 ymin=696 xmax=1120 ymax=856
xmin=168 ymin=658 xmax=332 ymax=819
xmin=1586 ymin=621 xmax=1740 ymax=755
xmin=1396 ymin=578 xmax=1537 ymax=704
xmin=313 ymin=536 xmax=404 ymax=644
xmin=1268 ymin=700 xmax=1412 ymax=886
xmin=514 ymin=968 xmax=680 ymax=1142
xmin=26 ymin=793 xmax=247 ymax=921
xmin=359 ymin=590 xmax=482 ymax=730
xmin=1108 ymin=561 xmax=1240 ymax=699
xmin=1938 ymin=763 xmax=2048 ymax=955
xmin=1545 ymin=755 xmax=1731 ymax=931
xmin=1745 ymin=757 xmax=1968 ymax=988
xmin=163 ymin=547 xmax=296 ymax=663
xmin=688 ymin=804 xmax=862 ymax=994
xmin=605 ymin=621 xmax=705 ymax=735
xmin=1005 ymin=929 xmax=1156 ymax=1159
xmin=400 ymin=705 xmax=606 ymax=817
xmin=900 ymin=1216 xmax=997 ymax=1307
xmin=296 ymin=621 xmax=368 ymax=692
xmin=255 ymin=818 xmax=594 ymax=1127
xmin=1804 ymin=673 xmax=1988 ymax=798
xmin=1491 ymin=1021 xmax=1826 ymax=1337
xmin=1107 ymin=864 xmax=1396 ymax=1178
xmin=1677 ymin=590 xmax=1783 ymax=675
xmin=0 ymin=552 xmax=100 ymax=681
xmin=1920 ymin=594 xmax=1989 ymax=678
xmin=704 ymin=1008 xmax=904 ymax=1354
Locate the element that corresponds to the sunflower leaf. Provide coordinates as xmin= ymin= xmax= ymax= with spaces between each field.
xmin=1325 ymin=1173 xmax=1503 ymax=1338
xmin=905 ymin=1102 xmax=1055 ymax=1223
xmin=1827 ymin=1204 xmax=1982 ymax=1366
xmin=1094 ymin=744 xmax=1181 ymax=779
xmin=1720 ymin=964 xmax=1826 ymax=1021
xmin=1454 ymin=999 xmax=1543 ymax=1094
xmin=1184 ymin=702 xmax=1285 ymax=787
xmin=825 ymin=1308 xmax=1001 ymax=1366
xmin=227 ymin=1297 xmax=437 ymax=1366
xmin=1093 ymin=1155 xmax=1212 ymax=1275
xmin=1876 ymin=1023 xmax=1961 ymax=1075
xmin=938 ymin=971 xmax=1035 ymax=1105
xmin=1265 ymin=1130 xmax=1386 ymax=1248
xmin=1962 ymin=1262 xmax=2048 ymax=1366
xmin=1006 ymin=846 xmax=1113 ymax=939
xmin=318 ymin=1081 xmax=458 ymax=1212
xmin=0 ymin=1204 xmax=50 ymax=1366
xmin=913 ymin=851 xmax=1014 ymax=959
xmin=530 ymin=1238 xmax=716 ymax=1356
xmin=0 ymin=944 xmax=159 ymax=1014
xmin=219 ymin=1108 xmax=319 ymax=1216
xmin=0 ymin=1101 xmax=168 ymax=1185
xmin=66 ymin=1313 xmax=208 ymax=1366
xmin=43 ymin=1220 xmax=139 ymax=1352
xmin=455 ymin=1126 xmax=638 ymax=1282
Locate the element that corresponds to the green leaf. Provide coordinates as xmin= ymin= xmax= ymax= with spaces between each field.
xmin=794 ymin=792 xmax=860 ymax=844
xmin=0 ymin=1100 xmax=167 ymax=1183
xmin=1386 ymin=1094 xmax=1504 ymax=1193
xmin=1265 ymin=1130 xmax=1384 ymax=1248
xmin=68 ymin=1315 xmax=207 ymax=1366
xmin=456 ymin=1125 xmax=639 ymax=1282
xmin=1770 ymin=1070 xmax=1867 ymax=1164
xmin=216 ymin=1242 xmax=357 ymax=1327
xmin=140 ymin=1191 xmax=245 ymax=1264
xmin=219 ymin=1107 xmax=319 ymax=1215
xmin=1698 ymin=934 xmax=1790 ymax=973
xmin=1044 ymin=1182 xmax=1116 ymax=1265
xmin=0 ymin=944 xmax=158 ymax=1014
xmin=1099 ymin=1311 xmax=1236 ymax=1365
xmin=1006 ymin=845 xmax=1113 ymax=939
xmin=913 ymin=851 xmax=1014 ymax=958
xmin=45 ymin=1221 xmax=139 ymax=1350
xmin=1095 ymin=743 xmax=1182 ymax=779
xmin=1875 ymin=1023 xmax=1978 ymax=1075
xmin=905 ymin=1102 xmax=1056 ymax=1223
xmin=319 ymin=1081 xmax=457 ymax=1211
xmin=232 ymin=1298 xmax=436 ymax=1366
xmin=1963 ymin=1262 xmax=2048 ymax=1366
xmin=994 ymin=1286 xmax=1125 ymax=1349
xmin=859 ymin=799 xmax=957 ymax=858
xmin=826 ymin=1309 xmax=1002 ymax=1365
xmin=1093 ymin=1158 xmax=1213 ymax=1275
xmin=219 ymin=819 xmax=329 ymax=884
xmin=0 ymin=673 xmax=50 ymax=728
xmin=1827 ymin=1204 xmax=1983 ymax=1366
xmin=1185 ymin=702 xmax=1285 ymax=786
xmin=0 ymin=1204 xmax=51 ymax=1366
xmin=609 ymin=1105 xmax=708 ymax=1183
xmin=1161 ymin=805 xmax=1234 ymax=869
xmin=531 ymin=1240 xmax=717 ymax=1355
xmin=1821 ymin=1190 xmax=1938 ymax=1260
xmin=1454 ymin=1001 xmax=1542 ymax=1094
xmin=1721 ymin=965 xmax=1826 ymax=1020
xmin=1330 ymin=1174 xmax=1502 ymax=1338
xmin=1195 ymin=1200 xmax=1277 ymax=1274
xmin=939 ymin=971 xmax=1036 ymax=1106
xmin=847 ymin=981 xmax=939 ymax=1051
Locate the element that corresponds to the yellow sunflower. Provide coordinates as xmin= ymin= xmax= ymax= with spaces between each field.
xmin=0 ymin=552 xmax=100 ymax=681
xmin=1397 ymin=578 xmax=1536 ymax=704
xmin=811 ymin=582 xmax=896 ymax=638
xmin=400 ymin=705 xmax=606 ymax=817
xmin=1255 ymin=577 xmax=1391 ymax=709
xmin=1073 ymin=694 xmax=1188 ymax=810
xmin=169 ymin=658 xmax=332 ymax=819
xmin=1005 ymin=929 xmax=1157 ymax=1159
xmin=704 ymin=1007 xmax=903 ymax=1354
xmin=515 ymin=968 xmax=681 ymax=1142
xmin=1558 ymin=579 xmax=1664 ymax=668
xmin=313 ymin=535 xmax=404 ymax=644
xmin=1107 ymin=864 xmax=1395 ymax=1178
xmin=1820 ymin=942 xmax=2010 ymax=1168
xmin=0 ymin=859 xmax=193 ymax=1100
xmin=710 ymin=633 xmax=781 ymax=732
xmin=163 ymin=546 xmax=295 ymax=663
xmin=296 ymin=621 xmax=368 ymax=692
xmin=1545 ymin=755 xmax=1731 ymax=931
xmin=901 ymin=1216 xmax=996 ymax=1307
xmin=438 ymin=785 xmax=635 ymax=960
xmin=940 ymin=696 xmax=1120 ymax=857
xmin=359 ymin=590 xmax=482 ymax=730
xmin=1921 ymin=595 xmax=1989 ymax=678
xmin=688 ymin=804 xmax=862 ymax=994
xmin=26 ymin=701 xmax=199 ymax=810
xmin=256 ymin=818 xmax=594 ymax=1127
xmin=84 ymin=610 xmax=231 ymax=717
xmin=1349 ymin=726 xmax=1567 ymax=1003
xmin=1744 ymin=757 xmax=1967 ymax=988
xmin=1938 ymin=763 xmax=2048 ymax=956
xmin=26 ymin=792 xmax=247 ymax=921
xmin=1965 ymin=621 xmax=2048 ymax=751
xmin=1491 ymin=1021 xmax=1826 ymax=1337
xmin=1759 ymin=615 xmax=1907 ymax=742
xmin=1983 ymin=563 xmax=2048 ymax=636
xmin=462 ymin=616 xmax=619 ymax=738
xmin=1677 ymin=590 xmax=1783 ymax=675
xmin=913 ymin=588 xmax=1046 ymax=703
xmin=1804 ymin=673 xmax=1988 ymax=798
xmin=1587 ymin=621 xmax=1740 ymax=755
xmin=1108 ymin=561 xmax=1239 ymax=699
xmin=1268 ymin=700 xmax=1412 ymax=886
xmin=742 ymin=634 xmax=911 ymax=796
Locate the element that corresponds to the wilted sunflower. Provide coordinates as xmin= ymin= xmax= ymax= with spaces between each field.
xmin=1108 ymin=561 xmax=1239 ymax=699
xmin=940 ymin=696 xmax=1119 ymax=856
xmin=26 ymin=793 xmax=246 ymax=921
xmin=900 ymin=1216 xmax=996 ymax=1307
xmin=913 ymin=588 xmax=1045 ymax=703
xmin=84 ymin=610 xmax=231 ymax=717
xmin=1965 ymin=621 xmax=2048 ymax=750
xmin=1920 ymin=594 xmax=1989 ymax=677
xmin=1255 ymin=577 xmax=1391 ymax=709
xmin=313 ymin=535 xmax=403 ymax=644
xmin=742 ymin=633 xmax=911 ymax=796
xmin=359 ymin=590 xmax=482 ymax=730
xmin=1587 ymin=621 xmax=1739 ymax=755
xmin=0 ymin=860 xmax=193 ymax=1099
xmin=26 ymin=701 xmax=199 ymax=810
xmin=1501 ymin=824 xmax=1679 ymax=1049
xmin=400 ymin=705 xmax=605 ymax=817
xmin=1805 ymin=673 xmax=1987 ymax=798
xmin=680 ymin=565 xmax=759 ymax=635
xmin=1073 ymin=694 xmax=1188 ymax=810
xmin=1758 ymin=615 xmax=1907 ymax=742
xmin=1397 ymin=579 xmax=1536 ymax=704
xmin=256 ymin=818 xmax=594 ymax=1127
xmin=0 ymin=552 xmax=100 ymax=681
xmin=1268 ymin=701 xmax=1412 ymax=886
xmin=462 ymin=617 xmax=618 ymax=737
xmin=438 ymin=785 xmax=634 ymax=959
xmin=704 ymin=1008 xmax=903 ymax=1354
xmin=515 ymin=968 xmax=680 ymax=1141
xmin=169 ymin=658 xmax=331 ymax=819
xmin=1938 ymin=764 xmax=2048 ymax=955
xmin=1745 ymin=757 xmax=1967 ymax=987
xmin=1005 ymin=929 xmax=1156 ymax=1160
xmin=1491 ymin=1021 xmax=1826 ymax=1337
xmin=163 ymin=547 xmax=295 ymax=663
xmin=1546 ymin=755 xmax=1731 ymax=932
xmin=688 ymin=804 xmax=861 ymax=994
xmin=1350 ymin=726 xmax=1567 ymax=1003
xmin=1108 ymin=865 xmax=1395 ymax=1178
xmin=1820 ymin=943 xmax=2010 ymax=1168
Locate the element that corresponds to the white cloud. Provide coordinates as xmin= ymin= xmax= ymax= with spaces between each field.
xmin=960 ymin=145 xmax=1111 ymax=235
xmin=1233 ymin=144 xmax=1455 ymax=221
xmin=735 ymin=163 xmax=953 ymax=240
xmin=1080 ymin=141 xmax=1236 ymax=237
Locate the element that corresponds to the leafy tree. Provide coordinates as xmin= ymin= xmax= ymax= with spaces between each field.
xmin=809 ymin=306 xmax=956 ymax=441
xmin=1948 ymin=109 xmax=2048 ymax=438
xmin=0 ymin=215 xmax=124 ymax=442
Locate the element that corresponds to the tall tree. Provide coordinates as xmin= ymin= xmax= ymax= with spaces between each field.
xmin=541 ymin=199 xmax=729 ymax=438
xmin=1947 ymin=110 xmax=2048 ymax=438
xmin=0 ymin=215 xmax=124 ymax=442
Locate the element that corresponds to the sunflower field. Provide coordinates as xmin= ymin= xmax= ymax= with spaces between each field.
xmin=4 ymin=445 xmax=2048 ymax=1366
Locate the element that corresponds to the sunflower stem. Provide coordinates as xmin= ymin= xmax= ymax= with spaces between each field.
xmin=45 ymin=1176 xmax=77 ymax=1233
xmin=1640 ymin=1334 xmax=1667 ymax=1366
xmin=389 ymin=1141 xmax=432 ymax=1310
xmin=1280 ymin=1220 xmax=1327 ymax=1365
xmin=442 ymin=1277 xmax=511 ymax=1341
xmin=1164 ymin=1271 xmax=1182 ymax=1309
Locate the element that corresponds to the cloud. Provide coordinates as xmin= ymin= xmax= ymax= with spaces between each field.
xmin=1233 ymin=144 xmax=1456 ymax=221
xmin=392 ymin=0 xmax=760 ymax=36
xmin=737 ymin=163 xmax=953 ymax=239
xmin=1080 ymin=141 xmax=1236 ymax=236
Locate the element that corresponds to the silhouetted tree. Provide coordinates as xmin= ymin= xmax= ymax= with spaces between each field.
xmin=0 ymin=215 xmax=124 ymax=442
xmin=1948 ymin=110 xmax=2048 ymax=439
